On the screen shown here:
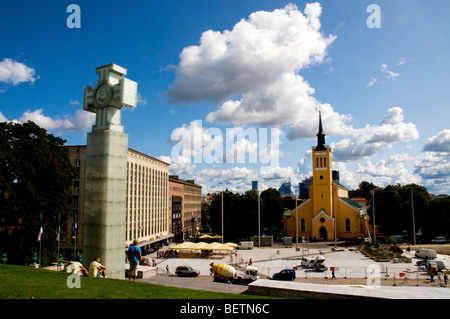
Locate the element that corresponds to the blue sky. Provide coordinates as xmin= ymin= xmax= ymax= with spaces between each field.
xmin=1 ymin=1 xmax=450 ymax=195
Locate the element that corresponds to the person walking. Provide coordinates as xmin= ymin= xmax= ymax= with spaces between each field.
xmin=127 ymin=239 xmax=142 ymax=282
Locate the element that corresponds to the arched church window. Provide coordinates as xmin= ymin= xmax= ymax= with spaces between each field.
xmin=345 ymin=218 xmax=351 ymax=232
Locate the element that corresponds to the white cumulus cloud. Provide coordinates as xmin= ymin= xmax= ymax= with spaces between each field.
xmin=0 ymin=111 xmax=8 ymax=123
xmin=1 ymin=108 xmax=95 ymax=133
xmin=332 ymin=107 xmax=419 ymax=162
xmin=422 ymin=129 xmax=450 ymax=153
xmin=0 ymin=58 xmax=39 ymax=85
xmin=415 ymin=129 xmax=450 ymax=193
xmin=168 ymin=3 xmax=344 ymax=140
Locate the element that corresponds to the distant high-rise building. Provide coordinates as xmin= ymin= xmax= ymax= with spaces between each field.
xmin=278 ymin=178 xmax=295 ymax=197
xmin=299 ymin=177 xmax=313 ymax=199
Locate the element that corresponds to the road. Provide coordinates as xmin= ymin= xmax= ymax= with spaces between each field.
xmin=139 ymin=274 xmax=250 ymax=294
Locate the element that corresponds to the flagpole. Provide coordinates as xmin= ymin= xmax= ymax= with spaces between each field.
xmin=73 ymin=213 xmax=77 ymax=261
xmin=38 ymin=213 xmax=43 ymax=268
xmin=39 ymin=235 xmax=42 ymax=268
xmin=57 ymin=213 xmax=60 ymax=267
xmin=411 ymin=188 xmax=417 ymax=245
xmin=221 ymin=191 xmax=224 ymax=244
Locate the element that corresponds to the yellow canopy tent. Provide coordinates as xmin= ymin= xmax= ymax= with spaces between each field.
xmin=170 ymin=241 xmax=235 ymax=251
xmin=209 ymin=242 xmax=234 ymax=251
xmin=170 ymin=242 xmax=198 ymax=250
xmin=196 ymin=242 xmax=213 ymax=250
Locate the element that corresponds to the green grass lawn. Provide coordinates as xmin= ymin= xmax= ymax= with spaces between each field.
xmin=0 ymin=265 xmax=269 ymax=299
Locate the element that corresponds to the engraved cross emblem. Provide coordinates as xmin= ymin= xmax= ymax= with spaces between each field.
xmin=83 ymin=63 xmax=138 ymax=132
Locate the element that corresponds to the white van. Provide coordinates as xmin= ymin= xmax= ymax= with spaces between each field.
xmin=238 ymin=241 xmax=254 ymax=250
xmin=415 ymin=248 xmax=437 ymax=259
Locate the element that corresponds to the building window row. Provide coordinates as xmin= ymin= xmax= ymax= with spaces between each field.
xmin=126 ymin=160 xmax=168 ymax=242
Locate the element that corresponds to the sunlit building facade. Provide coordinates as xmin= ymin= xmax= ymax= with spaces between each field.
xmin=64 ymin=146 xmax=170 ymax=257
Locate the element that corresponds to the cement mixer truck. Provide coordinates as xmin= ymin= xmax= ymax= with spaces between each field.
xmin=210 ymin=262 xmax=259 ymax=285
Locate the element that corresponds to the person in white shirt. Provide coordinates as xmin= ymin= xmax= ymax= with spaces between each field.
xmin=88 ymin=256 xmax=106 ymax=278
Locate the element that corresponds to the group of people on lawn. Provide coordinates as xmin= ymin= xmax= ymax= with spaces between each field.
xmin=64 ymin=239 xmax=142 ymax=281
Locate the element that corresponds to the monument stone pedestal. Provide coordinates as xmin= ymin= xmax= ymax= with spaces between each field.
xmin=82 ymin=63 xmax=137 ymax=279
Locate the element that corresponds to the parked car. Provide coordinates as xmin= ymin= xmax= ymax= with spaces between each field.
xmin=175 ymin=266 xmax=200 ymax=277
xmin=272 ymin=269 xmax=296 ymax=281
xmin=416 ymin=259 xmax=429 ymax=267
xmin=431 ymin=237 xmax=446 ymax=243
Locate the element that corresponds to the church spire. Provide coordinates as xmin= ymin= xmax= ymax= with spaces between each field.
xmin=315 ymin=110 xmax=327 ymax=151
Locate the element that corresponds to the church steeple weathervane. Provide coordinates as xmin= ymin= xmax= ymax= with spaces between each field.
xmin=315 ymin=110 xmax=327 ymax=151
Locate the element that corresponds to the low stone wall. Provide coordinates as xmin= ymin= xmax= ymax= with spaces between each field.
xmin=125 ymin=264 xmax=157 ymax=279
xmin=248 ymin=279 xmax=373 ymax=299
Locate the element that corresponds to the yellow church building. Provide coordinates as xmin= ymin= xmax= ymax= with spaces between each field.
xmin=284 ymin=112 xmax=369 ymax=241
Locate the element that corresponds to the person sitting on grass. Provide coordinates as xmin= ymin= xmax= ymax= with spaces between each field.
xmin=88 ymin=256 xmax=106 ymax=278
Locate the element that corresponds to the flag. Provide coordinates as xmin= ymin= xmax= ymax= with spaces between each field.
xmin=56 ymin=214 xmax=61 ymax=241
xmin=72 ymin=216 xmax=77 ymax=239
xmin=38 ymin=226 xmax=43 ymax=242
xmin=37 ymin=213 xmax=43 ymax=242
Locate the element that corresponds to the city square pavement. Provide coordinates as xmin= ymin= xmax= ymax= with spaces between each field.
xmin=150 ymin=244 xmax=450 ymax=281
xmin=137 ymin=244 xmax=450 ymax=299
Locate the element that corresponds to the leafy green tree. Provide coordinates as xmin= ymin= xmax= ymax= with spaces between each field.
xmin=239 ymin=189 xmax=259 ymax=239
xmin=282 ymin=195 xmax=296 ymax=210
xmin=0 ymin=121 xmax=75 ymax=265
xmin=200 ymin=200 xmax=211 ymax=233
xmin=208 ymin=188 xmax=289 ymax=242
xmin=372 ymin=183 xmax=436 ymax=242
xmin=424 ymin=197 xmax=450 ymax=239
xmin=359 ymin=181 xmax=378 ymax=191
xmin=260 ymin=188 xmax=284 ymax=237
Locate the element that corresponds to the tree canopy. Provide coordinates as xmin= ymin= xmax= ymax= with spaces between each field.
xmin=0 ymin=121 xmax=75 ymax=265
xmin=206 ymin=188 xmax=288 ymax=242
xmin=205 ymin=181 xmax=450 ymax=243
xmin=363 ymin=182 xmax=449 ymax=242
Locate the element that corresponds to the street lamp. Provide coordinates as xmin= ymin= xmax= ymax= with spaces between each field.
xmin=221 ymin=191 xmax=224 ymax=244
xmin=411 ymin=188 xmax=417 ymax=245
xmin=295 ymin=189 xmax=298 ymax=248
xmin=371 ymin=189 xmax=376 ymax=246
xmin=258 ymin=189 xmax=261 ymax=248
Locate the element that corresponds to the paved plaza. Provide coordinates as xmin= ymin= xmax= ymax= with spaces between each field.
xmin=139 ymin=243 xmax=450 ymax=298
xmin=151 ymin=244 xmax=450 ymax=280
